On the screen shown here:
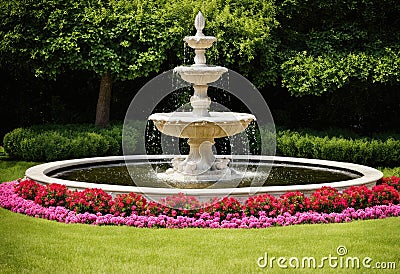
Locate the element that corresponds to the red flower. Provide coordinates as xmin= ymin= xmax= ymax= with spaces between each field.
xmin=278 ymin=191 xmax=310 ymax=215
xmin=310 ymin=186 xmax=348 ymax=213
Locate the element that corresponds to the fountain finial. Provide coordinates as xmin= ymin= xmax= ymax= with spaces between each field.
xmin=195 ymin=11 xmax=205 ymax=36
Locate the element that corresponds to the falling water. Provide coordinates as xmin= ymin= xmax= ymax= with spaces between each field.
xmin=183 ymin=41 xmax=187 ymax=65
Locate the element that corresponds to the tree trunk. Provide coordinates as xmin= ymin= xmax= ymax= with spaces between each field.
xmin=95 ymin=72 xmax=112 ymax=127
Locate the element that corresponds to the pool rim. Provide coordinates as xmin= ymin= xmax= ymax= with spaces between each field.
xmin=25 ymin=155 xmax=383 ymax=198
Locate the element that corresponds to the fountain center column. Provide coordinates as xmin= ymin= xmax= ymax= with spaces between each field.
xmin=191 ymin=84 xmax=211 ymax=117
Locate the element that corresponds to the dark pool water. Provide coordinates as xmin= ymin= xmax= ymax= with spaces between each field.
xmin=50 ymin=160 xmax=361 ymax=189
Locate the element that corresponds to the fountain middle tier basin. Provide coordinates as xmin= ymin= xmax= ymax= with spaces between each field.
xmin=174 ymin=65 xmax=228 ymax=85
xmin=149 ymin=112 xmax=255 ymax=138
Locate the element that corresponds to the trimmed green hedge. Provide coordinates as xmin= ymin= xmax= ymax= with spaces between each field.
xmin=3 ymin=124 xmax=400 ymax=167
xmin=274 ymin=129 xmax=400 ymax=167
xmin=3 ymin=124 xmax=138 ymax=161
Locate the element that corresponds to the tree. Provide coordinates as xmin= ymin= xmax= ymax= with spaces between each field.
xmin=276 ymin=0 xmax=400 ymax=96
xmin=162 ymin=0 xmax=279 ymax=88
xmin=0 ymin=0 xmax=177 ymax=126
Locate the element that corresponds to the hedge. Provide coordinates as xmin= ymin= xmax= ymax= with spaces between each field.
xmin=3 ymin=124 xmax=400 ymax=167
xmin=274 ymin=129 xmax=400 ymax=167
xmin=3 ymin=124 xmax=138 ymax=161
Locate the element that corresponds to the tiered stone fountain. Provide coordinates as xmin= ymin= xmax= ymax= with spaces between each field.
xmin=25 ymin=12 xmax=383 ymax=200
xmin=149 ymin=12 xmax=255 ymax=182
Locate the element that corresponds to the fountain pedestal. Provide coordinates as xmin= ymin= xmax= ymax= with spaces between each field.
xmin=166 ymin=137 xmax=233 ymax=181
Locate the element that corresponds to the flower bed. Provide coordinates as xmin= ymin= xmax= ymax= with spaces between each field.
xmin=0 ymin=177 xmax=399 ymax=228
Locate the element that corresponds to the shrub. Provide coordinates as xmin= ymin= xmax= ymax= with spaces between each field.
xmin=3 ymin=123 xmax=139 ymax=161
xmin=0 ymin=146 xmax=6 ymax=157
xmin=272 ymin=129 xmax=400 ymax=167
xmin=3 ymin=128 xmax=33 ymax=159
xmin=4 ymin=123 xmax=400 ymax=166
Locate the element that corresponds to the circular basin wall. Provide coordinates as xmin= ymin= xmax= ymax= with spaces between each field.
xmin=25 ymin=155 xmax=383 ymax=199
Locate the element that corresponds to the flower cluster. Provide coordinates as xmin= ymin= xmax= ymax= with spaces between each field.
xmin=379 ymin=176 xmax=400 ymax=191
xmin=244 ymin=194 xmax=279 ymax=217
xmin=1 ymin=181 xmax=399 ymax=228
xmin=203 ymin=197 xmax=243 ymax=220
xmin=15 ymin=179 xmax=45 ymax=200
xmin=66 ymin=188 xmax=112 ymax=214
xmin=109 ymin=192 xmax=147 ymax=217
xmin=279 ymin=191 xmax=311 ymax=215
xmin=343 ymin=185 xmax=373 ymax=210
xmin=5 ymin=177 xmax=400 ymax=226
xmin=369 ymin=184 xmax=399 ymax=206
xmin=310 ymin=186 xmax=348 ymax=213
xmin=146 ymin=193 xmax=202 ymax=218
xmin=35 ymin=183 xmax=69 ymax=207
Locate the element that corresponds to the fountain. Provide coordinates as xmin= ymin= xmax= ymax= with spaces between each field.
xmin=25 ymin=12 xmax=383 ymax=201
xmin=149 ymin=12 xmax=254 ymax=182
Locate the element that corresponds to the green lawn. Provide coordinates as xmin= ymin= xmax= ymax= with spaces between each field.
xmin=378 ymin=166 xmax=400 ymax=178
xmin=0 ymin=207 xmax=399 ymax=273
xmin=0 ymin=159 xmax=41 ymax=183
xmin=1 ymin=159 xmax=399 ymax=273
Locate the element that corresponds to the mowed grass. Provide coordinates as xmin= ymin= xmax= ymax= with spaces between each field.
xmin=378 ymin=166 xmax=400 ymax=177
xmin=0 ymin=159 xmax=41 ymax=183
xmin=0 ymin=207 xmax=399 ymax=273
xmin=1 ymin=160 xmax=400 ymax=273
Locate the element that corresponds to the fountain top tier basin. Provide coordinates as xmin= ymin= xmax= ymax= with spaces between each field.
xmin=149 ymin=112 xmax=255 ymax=138
xmin=183 ymin=11 xmax=217 ymax=50
xmin=183 ymin=35 xmax=217 ymax=49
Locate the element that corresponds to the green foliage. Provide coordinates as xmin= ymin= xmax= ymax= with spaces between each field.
xmin=278 ymin=0 xmax=400 ymax=95
xmin=3 ymin=124 xmax=138 ymax=161
xmin=273 ymin=129 xmax=400 ymax=167
xmin=1 ymin=0 xmax=398 ymax=102
xmin=0 ymin=0 xmax=279 ymax=88
xmin=6 ymin=123 xmax=399 ymax=167
xmin=378 ymin=167 xmax=400 ymax=177
xmin=281 ymin=49 xmax=400 ymax=95
xmin=199 ymin=0 xmax=279 ymax=87
xmin=0 ymin=0 xmax=174 ymax=80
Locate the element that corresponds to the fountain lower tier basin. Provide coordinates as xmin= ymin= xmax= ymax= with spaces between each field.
xmin=25 ymin=155 xmax=383 ymax=199
xmin=149 ymin=112 xmax=255 ymax=138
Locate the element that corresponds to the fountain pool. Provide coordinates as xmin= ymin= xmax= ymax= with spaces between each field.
xmin=26 ymin=155 xmax=382 ymax=199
